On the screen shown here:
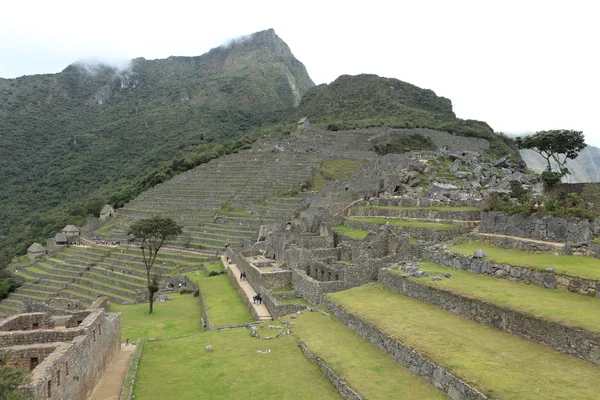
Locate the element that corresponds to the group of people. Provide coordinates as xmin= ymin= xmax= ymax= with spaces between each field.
xmin=239 ymin=271 xmax=247 ymax=280
xmin=95 ymin=240 xmax=121 ymax=246
xmin=253 ymin=292 xmax=262 ymax=304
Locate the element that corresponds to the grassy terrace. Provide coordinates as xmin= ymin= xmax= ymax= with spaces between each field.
xmin=450 ymin=241 xmax=600 ymax=281
xmin=134 ymin=328 xmax=342 ymax=400
xmin=405 ymin=261 xmax=600 ymax=332
xmin=292 ymin=312 xmax=447 ymax=399
xmin=187 ymin=270 xmax=253 ymax=327
xmin=110 ymin=294 xmax=202 ymax=341
xmin=345 ymin=217 xmax=459 ymax=230
xmin=332 ymin=225 xmax=369 ymax=240
xmin=328 ymin=284 xmax=600 ymax=400
xmin=357 ymin=205 xmax=480 ymax=211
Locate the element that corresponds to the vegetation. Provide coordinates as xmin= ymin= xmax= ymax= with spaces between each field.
xmin=450 ymin=240 xmax=600 ymax=280
xmin=358 ymin=205 xmax=480 ymax=211
xmin=515 ymin=130 xmax=587 ymax=187
xmin=310 ymin=159 xmax=365 ymax=192
xmin=298 ymin=74 xmax=519 ymax=158
xmin=332 ymin=225 xmax=369 ymax=240
xmin=0 ymin=269 xmax=21 ymax=301
xmin=127 ymin=217 xmax=183 ymax=313
xmin=0 ymin=366 xmax=32 ymax=400
xmin=186 ymin=270 xmax=253 ymax=327
xmin=109 ymin=293 xmax=202 ymax=341
xmin=410 ymin=261 xmax=600 ymax=332
xmin=328 ymin=284 xmax=600 ymax=399
xmin=345 ymin=217 xmax=459 ymax=230
xmin=133 ymin=328 xmax=342 ymax=400
xmin=373 ymin=132 xmax=437 ymax=155
xmin=292 ymin=311 xmax=447 ymax=399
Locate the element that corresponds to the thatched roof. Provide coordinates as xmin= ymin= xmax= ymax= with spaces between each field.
xmin=28 ymin=243 xmax=45 ymax=253
xmin=62 ymin=225 xmax=79 ymax=233
xmin=100 ymin=205 xmax=114 ymax=214
xmin=55 ymin=233 xmax=67 ymax=243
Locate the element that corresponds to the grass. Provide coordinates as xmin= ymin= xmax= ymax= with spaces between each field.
xmin=328 ymin=284 xmax=600 ymax=400
xmin=357 ymin=205 xmax=480 ymax=211
xmin=133 ymin=328 xmax=343 ymax=400
xmin=277 ymin=298 xmax=309 ymax=306
xmin=292 ymin=311 xmax=447 ymax=399
xmin=186 ymin=271 xmax=253 ymax=327
xmin=405 ymin=261 xmax=600 ymax=332
xmin=109 ymin=293 xmax=202 ymax=341
xmin=273 ymin=283 xmax=293 ymax=292
xmin=450 ymin=240 xmax=600 ymax=280
xmin=311 ymin=159 xmax=365 ymax=191
xmin=345 ymin=217 xmax=459 ymax=230
xmin=332 ymin=225 xmax=369 ymax=240
xmin=202 ymin=259 xmax=224 ymax=273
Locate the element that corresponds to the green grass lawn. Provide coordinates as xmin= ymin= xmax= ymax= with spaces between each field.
xmin=332 ymin=225 xmax=369 ymax=240
xmin=345 ymin=217 xmax=459 ymax=230
xmin=450 ymin=241 xmax=600 ymax=280
xmin=133 ymin=328 xmax=342 ymax=400
xmin=292 ymin=311 xmax=447 ymax=399
xmin=273 ymin=283 xmax=293 ymax=292
xmin=109 ymin=294 xmax=202 ymax=341
xmin=328 ymin=284 xmax=600 ymax=400
xmin=357 ymin=205 xmax=480 ymax=211
xmin=407 ymin=261 xmax=600 ymax=332
xmin=186 ymin=271 xmax=253 ymax=327
xmin=202 ymin=259 xmax=224 ymax=273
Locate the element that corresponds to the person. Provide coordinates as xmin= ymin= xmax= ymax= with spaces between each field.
xmin=257 ymin=294 xmax=262 ymax=305
xmin=240 ymin=271 xmax=244 ymax=280
xmin=253 ymin=292 xmax=258 ymax=304
xmin=242 ymin=272 xmax=246 ymax=280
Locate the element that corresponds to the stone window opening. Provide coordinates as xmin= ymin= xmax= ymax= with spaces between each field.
xmin=93 ymin=330 xmax=96 ymax=341
xmin=57 ymin=369 xmax=60 ymax=387
xmin=47 ymin=381 xmax=51 ymax=398
xmin=30 ymin=357 xmax=39 ymax=371
xmin=32 ymin=322 xmax=39 ymax=330
xmin=99 ymin=325 xmax=101 ymax=335
xmin=66 ymin=362 xmax=69 ymax=376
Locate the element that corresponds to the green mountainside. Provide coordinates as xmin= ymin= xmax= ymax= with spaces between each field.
xmin=0 ymin=29 xmax=313 ymax=261
xmin=0 ymin=28 xmax=519 ymax=265
xmin=297 ymin=74 xmax=518 ymax=158
xmin=520 ymin=146 xmax=600 ymax=182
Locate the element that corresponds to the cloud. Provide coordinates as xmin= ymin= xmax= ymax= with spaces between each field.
xmin=72 ymin=57 xmax=132 ymax=76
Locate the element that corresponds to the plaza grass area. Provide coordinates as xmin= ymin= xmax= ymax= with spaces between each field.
xmin=327 ymin=284 xmax=600 ymax=400
xmin=186 ymin=270 xmax=253 ymax=327
xmin=407 ymin=261 xmax=600 ymax=333
xmin=292 ymin=311 xmax=447 ymax=399
xmin=345 ymin=217 xmax=459 ymax=230
xmin=109 ymin=293 xmax=202 ymax=341
xmin=357 ymin=205 xmax=480 ymax=211
xmin=133 ymin=328 xmax=342 ymax=400
xmin=332 ymin=225 xmax=369 ymax=240
xmin=450 ymin=241 xmax=600 ymax=280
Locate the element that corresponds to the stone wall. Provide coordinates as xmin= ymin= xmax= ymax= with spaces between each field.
xmin=224 ymin=264 xmax=261 ymax=322
xmin=1 ymin=308 xmax=121 ymax=400
xmin=321 ymin=298 xmax=486 ymax=400
xmin=0 ymin=313 xmax=53 ymax=331
xmin=262 ymin=291 xmax=306 ymax=319
xmin=348 ymin=206 xmax=481 ymax=223
xmin=292 ymin=269 xmax=346 ymax=306
xmin=479 ymin=211 xmax=593 ymax=249
xmin=297 ymin=339 xmax=363 ymax=400
xmin=378 ymin=269 xmax=600 ymax=365
xmin=344 ymin=219 xmax=463 ymax=242
xmin=227 ymin=249 xmax=292 ymax=290
xmin=423 ymin=248 xmax=600 ymax=297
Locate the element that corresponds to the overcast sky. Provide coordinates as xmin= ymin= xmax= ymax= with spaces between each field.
xmin=2 ymin=1 xmax=598 ymax=146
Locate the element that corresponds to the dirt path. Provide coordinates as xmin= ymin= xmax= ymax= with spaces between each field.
xmin=88 ymin=343 xmax=136 ymax=400
xmin=473 ymin=232 xmax=565 ymax=247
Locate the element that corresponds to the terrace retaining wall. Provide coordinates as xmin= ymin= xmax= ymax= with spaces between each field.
xmin=322 ymin=298 xmax=486 ymax=400
xmin=422 ymin=249 xmax=600 ymax=298
xmin=378 ymin=269 xmax=600 ymax=365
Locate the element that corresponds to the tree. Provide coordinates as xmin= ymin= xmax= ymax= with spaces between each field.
xmin=127 ymin=217 xmax=183 ymax=313
xmin=514 ymin=130 xmax=586 ymax=186
xmin=0 ymin=366 xmax=32 ymax=400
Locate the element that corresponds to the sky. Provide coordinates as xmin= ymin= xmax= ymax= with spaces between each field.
xmin=2 ymin=0 xmax=599 ymax=146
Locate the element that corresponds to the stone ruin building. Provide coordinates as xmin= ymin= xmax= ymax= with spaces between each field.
xmin=0 ymin=297 xmax=121 ymax=400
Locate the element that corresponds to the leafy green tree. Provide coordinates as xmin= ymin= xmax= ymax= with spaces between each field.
xmin=514 ymin=130 xmax=586 ymax=186
xmin=127 ymin=217 xmax=183 ymax=313
xmin=0 ymin=366 xmax=32 ymax=400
